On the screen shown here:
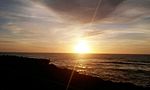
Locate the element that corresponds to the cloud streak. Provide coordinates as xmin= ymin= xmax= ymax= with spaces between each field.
xmin=0 ymin=0 xmax=150 ymax=53
xmin=35 ymin=0 xmax=125 ymax=23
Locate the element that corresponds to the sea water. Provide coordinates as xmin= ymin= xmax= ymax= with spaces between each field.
xmin=1 ymin=52 xmax=150 ymax=87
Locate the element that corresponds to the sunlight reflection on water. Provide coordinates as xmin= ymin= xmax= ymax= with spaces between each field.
xmin=2 ymin=53 xmax=150 ymax=87
xmin=53 ymin=57 xmax=150 ymax=87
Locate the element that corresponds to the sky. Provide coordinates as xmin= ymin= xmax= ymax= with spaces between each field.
xmin=0 ymin=0 xmax=150 ymax=54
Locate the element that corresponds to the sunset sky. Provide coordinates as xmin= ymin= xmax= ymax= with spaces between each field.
xmin=0 ymin=0 xmax=150 ymax=54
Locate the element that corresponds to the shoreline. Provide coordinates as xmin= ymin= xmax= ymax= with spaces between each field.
xmin=0 ymin=55 xmax=149 ymax=90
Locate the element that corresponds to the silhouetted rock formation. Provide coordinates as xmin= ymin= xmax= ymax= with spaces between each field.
xmin=0 ymin=55 xmax=149 ymax=90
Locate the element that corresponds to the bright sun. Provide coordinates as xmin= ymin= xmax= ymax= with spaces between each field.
xmin=74 ymin=40 xmax=90 ymax=54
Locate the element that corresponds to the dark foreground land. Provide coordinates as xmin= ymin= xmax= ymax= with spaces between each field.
xmin=0 ymin=55 xmax=149 ymax=90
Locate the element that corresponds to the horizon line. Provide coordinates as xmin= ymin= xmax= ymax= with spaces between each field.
xmin=0 ymin=51 xmax=150 ymax=55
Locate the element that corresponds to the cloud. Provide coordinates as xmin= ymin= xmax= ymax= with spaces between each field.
xmin=0 ymin=0 xmax=63 ymax=27
xmin=0 ymin=40 xmax=16 ymax=44
xmin=35 ymin=0 xmax=125 ymax=23
xmin=108 ymin=0 xmax=150 ymax=23
xmin=0 ymin=0 xmax=150 ymax=53
xmin=130 ymin=16 xmax=150 ymax=31
xmin=83 ymin=30 xmax=103 ymax=38
xmin=108 ymin=32 xmax=150 ymax=40
xmin=0 ymin=0 xmax=71 ymax=42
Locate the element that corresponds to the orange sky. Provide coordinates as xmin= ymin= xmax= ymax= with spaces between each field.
xmin=0 ymin=0 xmax=150 ymax=54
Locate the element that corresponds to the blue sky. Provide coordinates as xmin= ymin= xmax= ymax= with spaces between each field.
xmin=0 ymin=0 xmax=150 ymax=54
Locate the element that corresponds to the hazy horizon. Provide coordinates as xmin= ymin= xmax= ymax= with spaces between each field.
xmin=0 ymin=0 xmax=150 ymax=54
xmin=1 ymin=51 xmax=150 ymax=55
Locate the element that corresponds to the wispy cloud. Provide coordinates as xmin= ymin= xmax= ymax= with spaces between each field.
xmin=34 ymin=0 xmax=125 ymax=23
xmin=0 ymin=0 xmax=150 ymax=53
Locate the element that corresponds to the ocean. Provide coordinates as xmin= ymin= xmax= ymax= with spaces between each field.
xmin=0 ymin=52 xmax=150 ymax=87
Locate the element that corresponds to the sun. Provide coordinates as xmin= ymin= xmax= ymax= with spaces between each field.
xmin=74 ymin=40 xmax=90 ymax=54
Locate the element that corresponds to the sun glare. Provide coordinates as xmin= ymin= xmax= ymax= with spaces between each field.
xmin=74 ymin=40 xmax=90 ymax=54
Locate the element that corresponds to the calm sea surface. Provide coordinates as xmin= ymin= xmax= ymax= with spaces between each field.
xmin=1 ymin=53 xmax=150 ymax=87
